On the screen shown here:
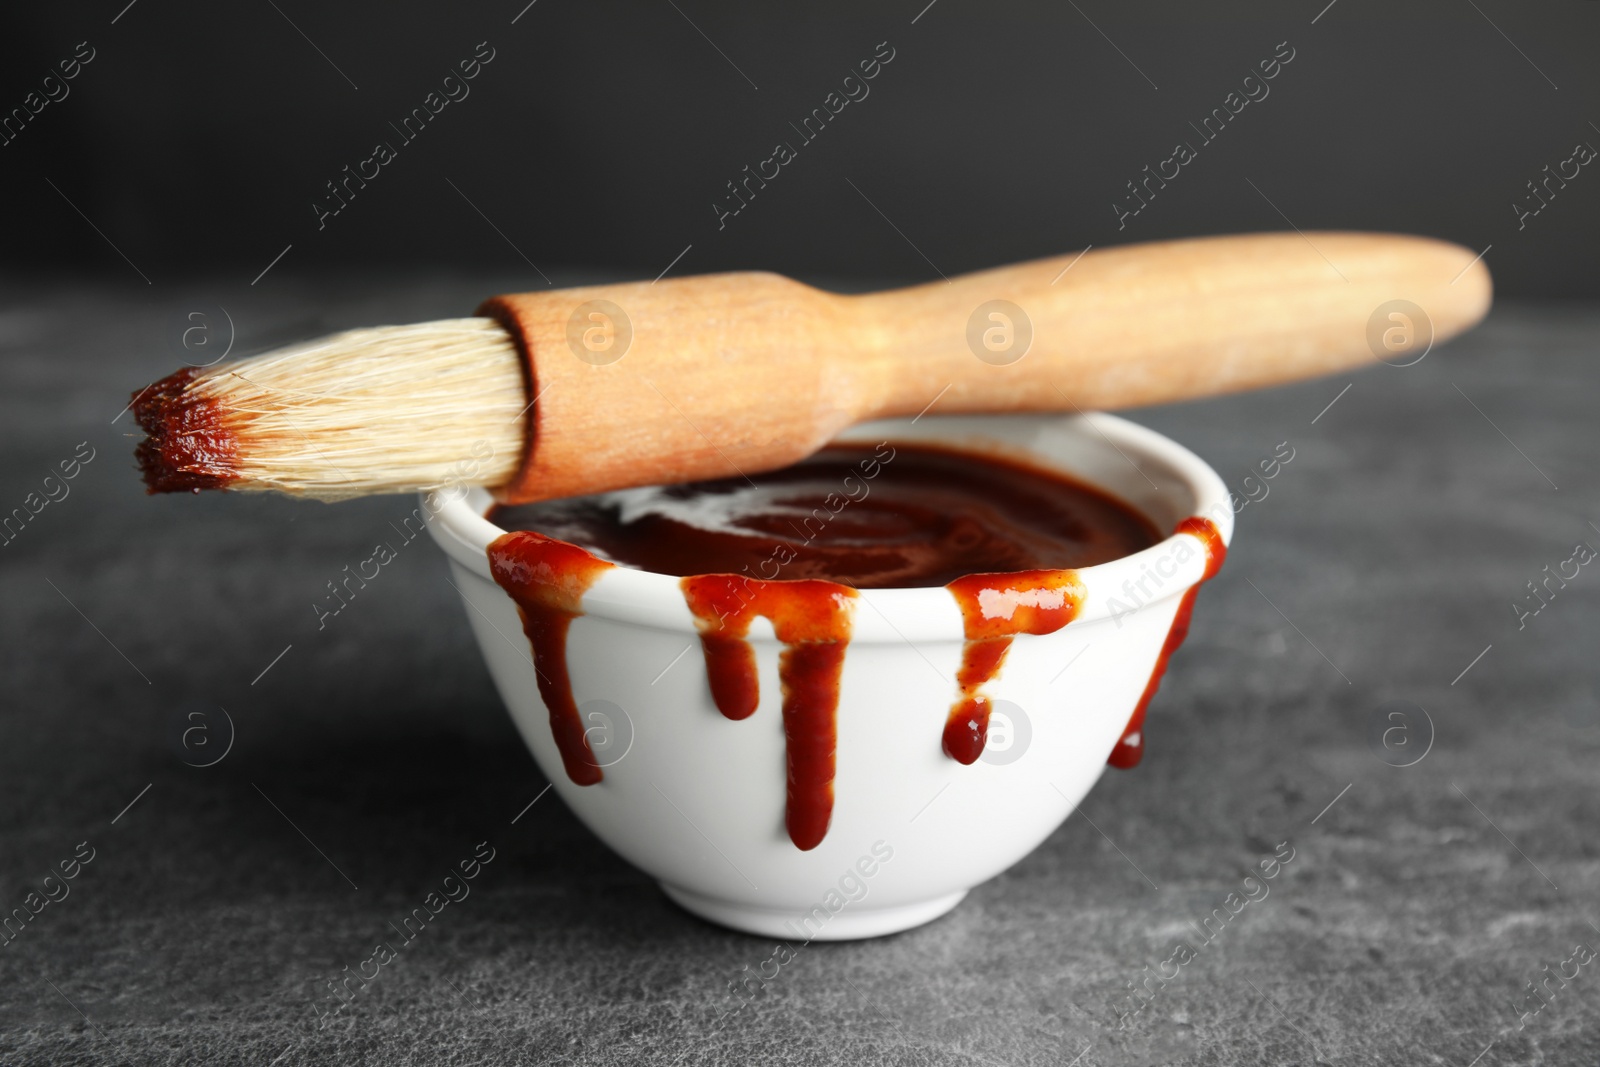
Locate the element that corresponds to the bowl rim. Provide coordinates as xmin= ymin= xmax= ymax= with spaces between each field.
xmin=423 ymin=412 xmax=1233 ymax=643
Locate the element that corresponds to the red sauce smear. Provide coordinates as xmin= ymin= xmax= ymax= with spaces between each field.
xmin=942 ymin=570 xmax=1087 ymax=764
xmin=486 ymin=530 xmax=616 ymax=786
xmin=1107 ymin=515 xmax=1227 ymax=769
xmin=680 ymin=575 xmax=857 ymax=851
xmin=132 ymin=366 xmax=242 ymax=494
xmin=487 ymin=443 xmax=1159 ymax=588
xmin=482 ymin=444 xmax=1174 ymax=851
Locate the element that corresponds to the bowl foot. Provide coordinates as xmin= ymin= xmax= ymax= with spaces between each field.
xmin=659 ymin=882 xmax=967 ymax=941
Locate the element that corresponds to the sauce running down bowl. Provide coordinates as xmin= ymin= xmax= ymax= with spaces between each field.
xmin=425 ymin=414 xmax=1232 ymax=939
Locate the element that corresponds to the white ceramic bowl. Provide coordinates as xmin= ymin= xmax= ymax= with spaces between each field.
xmin=425 ymin=413 xmax=1232 ymax=940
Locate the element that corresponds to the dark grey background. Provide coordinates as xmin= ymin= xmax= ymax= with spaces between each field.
xmin=3 ymin=0 xmax=1598 ymax=295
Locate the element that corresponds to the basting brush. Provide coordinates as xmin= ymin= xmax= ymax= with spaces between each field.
xmin=132 ymin=231 xmax=1491 ymax=504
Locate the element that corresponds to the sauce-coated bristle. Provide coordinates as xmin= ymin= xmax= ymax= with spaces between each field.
xmin=128 ymin=319 xmax=524 ymax=500
xmin=133 ymin=367 xmax=242 ymax=494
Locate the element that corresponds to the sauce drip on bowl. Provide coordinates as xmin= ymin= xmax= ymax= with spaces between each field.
xmin=943 ymin=570 xmax=1088 ymax=764
xmin=482 ymin=442 xmax=1222 ymax=851
xmin=485 ymin=531 xmax=615 ymax=785
xmin=1107 ymin=516 xmax=1228 ymax=769
xmin=680 ymin=576 xmax=857 ymax=851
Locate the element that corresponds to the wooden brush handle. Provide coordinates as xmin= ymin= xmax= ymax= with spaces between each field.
xmin=481 ymin=231 xmax=1490 ymax=503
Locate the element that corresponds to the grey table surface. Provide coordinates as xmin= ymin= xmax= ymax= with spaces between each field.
xmin=1 ymin=275 xmax=1597 ymax=1067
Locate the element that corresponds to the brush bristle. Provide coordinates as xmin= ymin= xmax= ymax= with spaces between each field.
xmin=132 ymin=318 xmax=525 ymax=500
xmin=134 ymin=366 xmax=242 ymax=493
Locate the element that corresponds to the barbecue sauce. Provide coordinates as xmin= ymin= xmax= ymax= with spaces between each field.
xmin=679 ymin=576 xmax=856 ymax=850
xmin=943 ymin=570 xmax=1088 ymax=764
xmin=484 ymin=442 xmax=1219 ymax=851
xmin=489 ymin=442 xmax=1157 ymax=588
xmin=485 ymin=531 xmax=615 ymax=786
xmin=1106 ymin=515 xmax=1227 ymax=769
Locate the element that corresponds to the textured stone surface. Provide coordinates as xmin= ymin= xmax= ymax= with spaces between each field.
xmin=1 ymin=277 xmax=1597 ymax=1066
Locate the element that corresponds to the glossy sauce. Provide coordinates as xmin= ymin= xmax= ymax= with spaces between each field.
xmin=488 ymin=442 xmax=1158 ymax=588
xmin=943 ymin=569 xmax=1088 ymax=764
xmin=1107 ymin=516 xmax=1228 ymax=769
xmin=483 ymin=443 xmax=1219 ymax=852
xmin=679 ymin=575 xmax=857 ymax=850
xmin=486 ymin=531 xmax=616 ymax=786
xmin=133 ymin=366 xmax=242 ymax=493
